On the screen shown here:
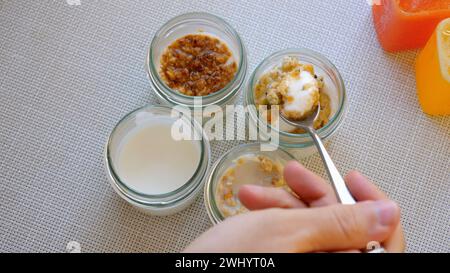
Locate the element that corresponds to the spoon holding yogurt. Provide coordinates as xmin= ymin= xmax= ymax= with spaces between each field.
xmin=255 ymin=56 xmax=354 ymax=204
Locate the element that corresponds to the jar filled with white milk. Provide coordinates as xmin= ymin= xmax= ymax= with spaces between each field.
xmin=105 ymin=105 xmax=210 ymax=216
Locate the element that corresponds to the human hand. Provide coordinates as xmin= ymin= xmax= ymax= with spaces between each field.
xmin=184 ymin=161 xmax=404 ymax=253
xmin=238 ymin=161 xmax=405 ymax=253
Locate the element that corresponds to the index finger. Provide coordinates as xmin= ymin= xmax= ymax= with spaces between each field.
xmin=284 ymin=161 xmax=337 ymax=207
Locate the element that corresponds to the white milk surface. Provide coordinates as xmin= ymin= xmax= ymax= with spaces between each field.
xmin=115 ymin=119 xmax=201 ymax=195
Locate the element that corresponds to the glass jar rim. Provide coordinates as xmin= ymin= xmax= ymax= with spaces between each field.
xmin=147 ymin=12 xmax=247 ymax=103
xmin=106 ymin=104 xmax=210 ymax=206
xmin=204 ymin=142 xmax=297 ymax=224
xmin=246 ymin=48 xmax=347 ymax=139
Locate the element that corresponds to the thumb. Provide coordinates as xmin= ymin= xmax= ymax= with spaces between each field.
xmin=294 ymin=200 xmax=400 ymax=252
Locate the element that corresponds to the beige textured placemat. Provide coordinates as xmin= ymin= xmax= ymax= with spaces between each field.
xmin=0 ymin=0 xmax=448 ymax=253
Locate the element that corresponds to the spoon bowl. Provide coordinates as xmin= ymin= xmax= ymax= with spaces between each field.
xmin=280 ymin=104 xmax=321 ymax=130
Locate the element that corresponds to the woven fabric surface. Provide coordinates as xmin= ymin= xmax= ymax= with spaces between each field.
xmin=0 ymin=0 xmax=449 ymax=253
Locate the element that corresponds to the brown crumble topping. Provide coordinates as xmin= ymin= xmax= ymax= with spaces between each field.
xmin=160 ymin=34 xmax=237 ymax=96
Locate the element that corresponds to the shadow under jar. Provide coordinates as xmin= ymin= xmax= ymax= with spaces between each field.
xmin=245 ymin=48 xmax=348 ymax=159
xmin=147 ymin=12 xmax=248 ymax=116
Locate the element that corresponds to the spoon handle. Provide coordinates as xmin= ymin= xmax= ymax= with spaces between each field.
xmin=306 ymin=128 xmax=388 ymax=252
xmin=306 ymin=127 xmax=356 ymax=205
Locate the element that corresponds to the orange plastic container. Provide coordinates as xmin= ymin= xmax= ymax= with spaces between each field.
xmin=373 ymin=0 xmax=450 ymax=52
xmin=416 ymin=18 xmax=450 ymax=116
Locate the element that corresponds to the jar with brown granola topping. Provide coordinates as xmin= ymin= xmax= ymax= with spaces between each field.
xmin=147 ymin=13 xmax=247 ymax=113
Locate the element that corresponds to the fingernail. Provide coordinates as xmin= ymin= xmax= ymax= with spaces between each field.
xmin=374 ymin=200 xmax=399 ymax=226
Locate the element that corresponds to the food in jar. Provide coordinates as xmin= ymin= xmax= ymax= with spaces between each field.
xmin=255 ymin=56 xmax=332 ymax=132
xmin=160 ymin=34 xmax=237 ymax=96
xmin=115 ymin=117 xmax=201 ymax=195
xmin=215 ymin=155 xmax=288 ymax=218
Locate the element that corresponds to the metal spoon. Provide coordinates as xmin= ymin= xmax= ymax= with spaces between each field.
xmin=281 ymin=107 xmax=386 ymax=253
xmin=279 ymin=104 xmax=356 ymax=205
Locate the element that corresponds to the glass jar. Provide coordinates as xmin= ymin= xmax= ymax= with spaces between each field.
xmin=204 ymin=143 xmax=296 ymax=224
xmin=146 ymin=12 xmax=248 ymax=116
xmin=104 ymin=105 xmax=210 ymax=216
xmin=245 ymin=48 xmax=348 ymax=159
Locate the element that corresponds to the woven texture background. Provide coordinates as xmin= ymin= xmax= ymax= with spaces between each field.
xmin=0 ymin=0 xmax=449 ymax=253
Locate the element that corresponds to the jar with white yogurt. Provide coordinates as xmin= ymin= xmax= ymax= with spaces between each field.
xmin=245 ymin=48 xmax=348 ymax=159
xmin=105 ymin=105 xmax=210 ymax=216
